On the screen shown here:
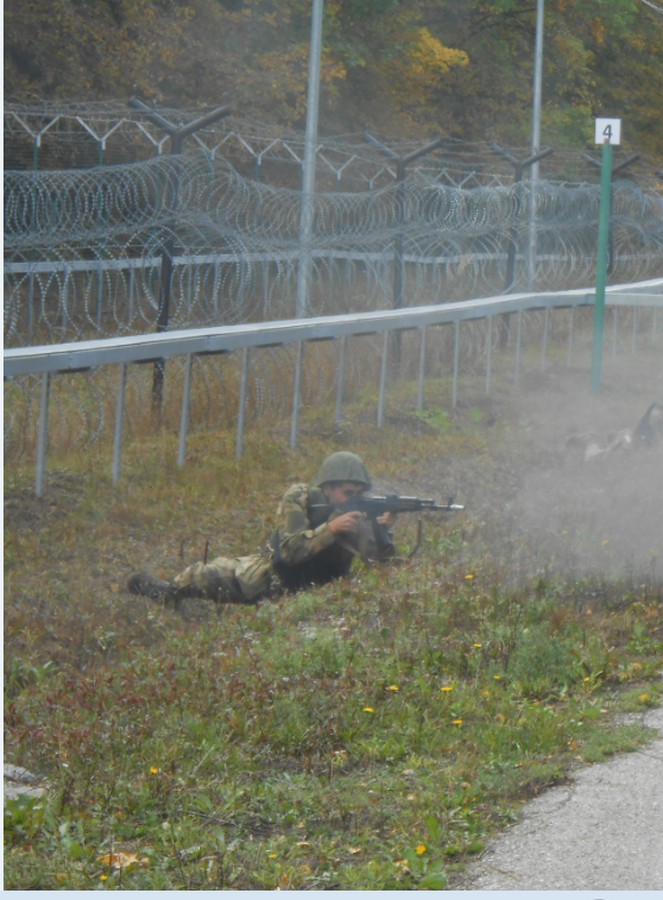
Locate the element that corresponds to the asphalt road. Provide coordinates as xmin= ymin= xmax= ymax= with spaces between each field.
xmin=454 ymin=705 xmax=663 ymax=891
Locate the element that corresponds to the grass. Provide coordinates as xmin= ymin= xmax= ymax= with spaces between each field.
xmin=4 ymin=367 xmax=663 ymax=890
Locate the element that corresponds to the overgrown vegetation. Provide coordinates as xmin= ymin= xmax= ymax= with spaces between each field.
xmin=4 ymin=365 xmax=662 ymax=890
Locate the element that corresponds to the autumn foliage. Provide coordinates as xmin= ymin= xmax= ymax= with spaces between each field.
xmin=4 ymin=0 xmax=663 ymax=152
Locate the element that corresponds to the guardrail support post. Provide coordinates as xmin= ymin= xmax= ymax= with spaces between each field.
xmin=416 ymin=326 xmax=427 ymax=410
xmin=112 ymin=363 xmax=127 ymax=484
xmin=377 ymin=331 xmax=389 ymax=427
xmin=290 ymin=341 xmax=304 ymax=448
xmin=35 ymin=372 xmax=51 ymax=497
xmin=515 ymin=310 xmax=523 ymax=385
xmin=236 ymin=347 xmax=250 ymax=459
xmin=541 ymin=306 xmax=550 ymax=370
xmin=335 ymin=335 xmax=347 ymax=426
xmin=178 ymin=354 xmax=194 ymax=467
xmin=452 ymin=321 xmax=460 ymax=409
xmin=485 ymin=316 xmax=493 ymax=395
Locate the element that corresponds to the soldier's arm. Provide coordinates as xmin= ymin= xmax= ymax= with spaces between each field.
xmin=277 ymin=485 xmax=361 ymax=565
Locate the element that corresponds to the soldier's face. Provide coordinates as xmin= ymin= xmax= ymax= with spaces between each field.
xmin=323 ymin=481 xmax=366 ymax=504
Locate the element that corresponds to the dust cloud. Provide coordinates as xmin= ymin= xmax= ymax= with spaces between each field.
xmin=423 ymin=357 xmax=663 ymax=586
xmin=514 ymin=431 xmax=663 ymax=581
xmin=495 ymin=364 xmax=662 ymax=583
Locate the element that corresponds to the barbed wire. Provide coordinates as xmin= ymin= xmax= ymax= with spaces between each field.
xmin=4 ymin=150 xmax=663 ymax=347
xmin=5 ymin=151 xmax=662 ymax=252
xmin=5 ymin=100 xmax=662 ymax=190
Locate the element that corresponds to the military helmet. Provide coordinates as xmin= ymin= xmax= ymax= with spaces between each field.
xmin=314 ymin=451 xmax=371 ymax=489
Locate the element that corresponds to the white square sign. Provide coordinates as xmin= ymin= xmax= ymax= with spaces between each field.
xmin=595 ymin=118 xmax=621 ymax=145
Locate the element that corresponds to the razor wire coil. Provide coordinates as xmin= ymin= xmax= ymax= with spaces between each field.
xmin=4 ymin=145 xmax=663 ymax=348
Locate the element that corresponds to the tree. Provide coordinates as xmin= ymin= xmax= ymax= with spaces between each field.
xmin=420 ymin=0 xmax=663 ymax=151
xmin=4 ymin=0 xmax=195 ymax=100
xmin=3 ymin=0 xmax=662 ymax=156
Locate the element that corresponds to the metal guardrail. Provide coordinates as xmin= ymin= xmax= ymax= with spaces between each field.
xmin=4 ymin=280 xmax=662 ymax=495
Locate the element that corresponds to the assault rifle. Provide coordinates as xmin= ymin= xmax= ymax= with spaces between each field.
xmin=310 ymin=494 xmax=464 ymax=558
xmin=338 ymin=495 xmax=464 ymax=517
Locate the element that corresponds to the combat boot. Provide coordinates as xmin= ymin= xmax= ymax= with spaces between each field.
xmin=127 ymin=572 xmax=206 ymax=611
xmin=127 ymin=572 xmax=175 ymax=601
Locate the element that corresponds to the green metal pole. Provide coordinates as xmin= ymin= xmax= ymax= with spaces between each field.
xmin=591 ymin=141 xmax=613 ymax=394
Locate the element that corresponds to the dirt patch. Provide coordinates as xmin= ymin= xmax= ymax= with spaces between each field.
xmin=4 ymin=471 xmax=86 ymax=531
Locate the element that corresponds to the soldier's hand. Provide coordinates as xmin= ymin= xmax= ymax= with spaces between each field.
xmin=328 ymin=510 xmax=364 ymax=534
xmin=377 ymin=511 xmax=396 ymax=527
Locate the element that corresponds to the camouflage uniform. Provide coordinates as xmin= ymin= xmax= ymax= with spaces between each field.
xmin=170 ymin=482 xmax=394 ymax=604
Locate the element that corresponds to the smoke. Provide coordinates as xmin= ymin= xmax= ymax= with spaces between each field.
xmin=500 ymin=366 xmax=663 ymax=583
xmin=417 ymin=357 xmax=663 ymax=587
xmin=515 ymin=437 xmax=663 ymax=581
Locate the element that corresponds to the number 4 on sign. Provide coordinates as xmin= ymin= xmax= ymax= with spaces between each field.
xmin=595 ymin=118 xmax=621 ymax=145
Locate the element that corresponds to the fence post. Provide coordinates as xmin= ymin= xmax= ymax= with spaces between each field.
xmin=490 ymin=143 xmax=553 ymax=348
xmin=591 ymin=141 xmax=613 ymax=394
xmin=584 ymin=151 xmax=639 ymax=277
xmin=364 ymin=133 xmax=444 ymax=313
xmin=128 ymin=98 xmax=231 ymax=417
